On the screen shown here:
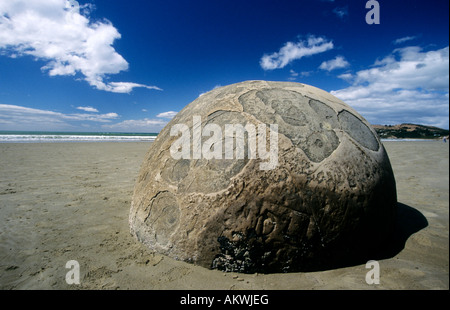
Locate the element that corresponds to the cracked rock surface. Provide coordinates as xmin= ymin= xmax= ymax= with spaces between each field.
xmin=129 ymin=81 xmax=397 ymax=273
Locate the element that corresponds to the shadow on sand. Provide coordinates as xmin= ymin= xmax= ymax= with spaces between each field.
xmin=328 ymin=202 xmax=429 ymax=271
xmin=371 ymin=202 xmax=429 ymax=260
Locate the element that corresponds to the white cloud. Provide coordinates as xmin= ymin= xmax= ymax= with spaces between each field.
xmin=289 ymin=69 xmax=299 ymax=77
xmin=76 ymin=106 xmax=98 ymax=112
xmin=156 ymin=111 xmax=178 ymax=119
xmin=69 ymin=112 xmax=119 ymax=122
xmin=92 ymin=81 xmax=162 ymax=94
xmin=319 ymin=56 xmax=350 ymax=71
xmin=0 ymin=103 xmax=175 ymax=132
xmin=288 ymin=69 xmax=299 ymax=81
xmin=0 ymin=0 xmax=160 ymax=93
xmin=393 ymin=36 xmax=417 ymax=45
xmin=331 ymin=46 xmax=449 ymax=128
xmin=332 ymin=6 xmax=348 ymax=19
xmin=0 ymin=103 xmax=119 ymax=131
xmin=102 ymin=118 xmax=169 ymax=133
xmin=260 ymin=35 xmax=334 ymax=70
xmin=337 ymin=72 xmax=354 ymax=82
xmin=102 ymin=110 xmax=178 ymax=132
xmin=299 ymin=71 xmax=312 ymax=77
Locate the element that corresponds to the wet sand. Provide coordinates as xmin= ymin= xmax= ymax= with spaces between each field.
xmin=0 ymin=141 xmax=448 ymax=290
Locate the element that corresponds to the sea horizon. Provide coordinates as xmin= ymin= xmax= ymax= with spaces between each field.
xmin=0 ymin=130 xmax=443 ymax=144
xmin=0 ymin=130 xmax=158 ymax=143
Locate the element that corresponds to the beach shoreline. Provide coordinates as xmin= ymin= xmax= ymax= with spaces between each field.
xmin=0 ymin=141 xmax=448 ymax=290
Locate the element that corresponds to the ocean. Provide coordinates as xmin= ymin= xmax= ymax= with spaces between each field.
xmin=0 ymin=131 xmax=158 ymax=143
xmin=0 ymin=131 xmax=438 ymax=143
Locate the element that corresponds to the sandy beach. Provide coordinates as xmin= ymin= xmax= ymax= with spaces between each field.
xmin=0 ymin=141 xmax=448 ymax=290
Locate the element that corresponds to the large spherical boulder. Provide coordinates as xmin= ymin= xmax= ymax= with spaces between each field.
xmin=129 ymin=80 xmax=397 ymax=273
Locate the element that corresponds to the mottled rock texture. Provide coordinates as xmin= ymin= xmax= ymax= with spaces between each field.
xmin=129 ymin=81 xmax=397 ymax=273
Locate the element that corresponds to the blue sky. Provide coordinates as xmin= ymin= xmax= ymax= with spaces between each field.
xmin=0 ymin=0 xmax=448 ymax=132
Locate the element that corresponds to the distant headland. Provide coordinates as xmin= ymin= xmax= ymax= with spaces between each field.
xmin=373 ymin=123 xmax=449 ymax=140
